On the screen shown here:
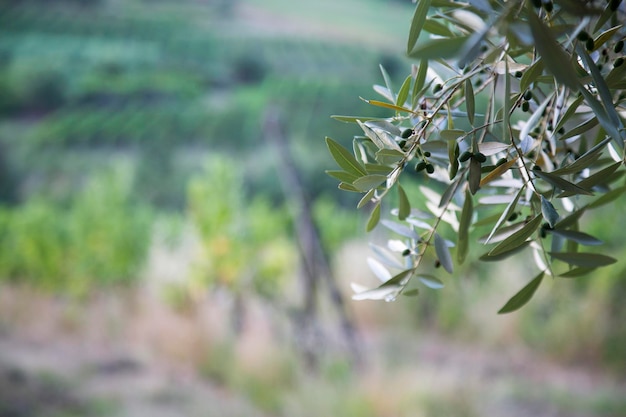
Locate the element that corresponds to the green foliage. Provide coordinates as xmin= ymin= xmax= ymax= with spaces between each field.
xmin=187 ymin=156 xmax=296 ymax=299
xmin=328 ymin=0 xmax=626 ymax=311
xmin=0 ymin=168 xmax=152 ymax=294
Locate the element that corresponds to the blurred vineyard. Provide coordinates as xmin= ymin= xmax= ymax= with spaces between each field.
xmin=0 ymin=0 xmax=407 ymax=291
xmin=1 ymin=1 xmax=626 ymax=416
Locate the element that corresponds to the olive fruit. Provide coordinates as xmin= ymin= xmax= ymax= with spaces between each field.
xmin=474 ymin=152 xmax=487 ymax=163
xmin=459 ymin=151 xmax=472 ymax=162
xmin=523 ymin=90 xmax=533 ymax=101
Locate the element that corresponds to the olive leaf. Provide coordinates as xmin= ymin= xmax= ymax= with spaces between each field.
xmin=498 ymin=271 xmax=545 ymax=314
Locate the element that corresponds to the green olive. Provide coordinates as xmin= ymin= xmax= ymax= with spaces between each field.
xmin=523 ymin=90 xmax=532 ymax=101
xmin=415 ymin=161 xmax=427 ymax=172
xmin=474 ymin=152 xmax=487 ymax=163
xmin=459 ymin=151 xmax=472 ymax=162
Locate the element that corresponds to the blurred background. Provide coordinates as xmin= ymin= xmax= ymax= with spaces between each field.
xmin=0 ymin=0 xmax=625 ymax=416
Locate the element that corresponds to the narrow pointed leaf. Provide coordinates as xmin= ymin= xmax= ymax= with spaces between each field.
xmin=549 ymin=252 xmax=617 ymax=267
xmin=380 ymin=269 xmax=413 ymax=288
xmin=480 ymin=157 xmax=519 ymax=187
xmin=469 ymin=158 xmax=481 ymax=195
xmin=578 ymin=87 xmax=625 ymax=150
xmin=552 ymin=136 xmax=609 ymax=175
xmin=498 ymin=271 xmax=545 ymax=314
xmin=558 ymin=117 xmax=599 ymax=142
xmin=465 ymin=79 xmax=475 ymax=125
xmin=357 ymin=189 xmax=376 ymax=209
xmin=381 ymin=219 xmax=420 ymax=240
xmin=359 ymin=120 xmax=403 ymax=151
xmin=339 ymin=182 xmax=360 ymax=192
xmin=402 ymin=289 xmax=420 ymax=297
xmin=396 ymin=75 xmax=412 ymax=107
xmin=408 ymin=36 xmax=470 ymax=60
xmin=553 ymin=94 xmax=584 ymax=134
xmin=407 ymin=0 xmax=432 ymax=54
xmin=361 ymin=98 xmax=417 ymax=115
xmin=419 ymin=275 xmax=444 ymax=289
xmin=484 ymin=185 xmax=525 ymax=244
xmin=367 ymin=257 xmax=392 ymax=282
xmin=438 ymin=177 xmax=462 ymax=209
xmin=528 ymin=13 xmax=579 ymax=90
xmin=331 ymin=115 xmax=383 ymax=123
xmin=376 ymin=149 xmax=405 ymax=165
xmin=379 ymin=64 xmax=394 ymax=101
xmin=326 ymin=137 xmax=367 ymax=177
xmin=540 ymin=196 xmax=559 ymax=228
xmin=593 ymin=25 xmax=623 ymax=51
xmin=412 ymin=59 xmax=428 ymax=108
xmin=457 ymin=189 xmax=473 ymax=264
xmin=352 ymin=285 xmax=401 ymax=301
xmin=533 ymin=170 xmax=593 ymax=195
xmin=549 ymin=229 xmax=603 ymax=246
xmin=353 ymin=174 xmax=388 ymax=191
xmin=326 ymin=170 xmax=359 ymax=184
xmin=578 ymin=47 xmax=624 ymax=133
xmin=440 ymin=129 xmax=466 ymax=140
xmin=448 ymin=139 xmax=460 ymax=180
xmin=423 ymin=18 xmax=454 ymax=37
xmin=477 ymin=142 xmax=510 ymax=156
xmin=434 ymin=233 xmax=454 ymax=274
xmin=480 ymin=241 xmax=531 ymax=261
xmin=370 ymin=243 xmax=405 ymax=269
xmin=489 ymin=214 xmax=542 ymax=256
xmin=397 ymin=184 xmax=411 ymax=221
xmin=366 ymin=202 xmax=381 ymax=232
xmin=559 ymin=267 xmax=596 ymax=278
xmin=558 ymin=162 xmax=622 ymax=197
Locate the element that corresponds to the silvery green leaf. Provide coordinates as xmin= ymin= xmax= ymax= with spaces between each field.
xmin=540 ymin=196 xmax=559 ymax=228
xmin=370 ymin=244 xmax=405 ymax=269
xmin=549 ymin=252 xmax=617 ymax=267
xmin=381 ymin=219 xmax=420 ymax=240
xmin=367 ymin=257 xmax=392 ymax=282
xmin=489 ymin=215 xmax=542 ymax=256
xmin=351 ymin=284 xmax=402 ymax=301
xmin=498 ymin=271 xmax=545 ymax=314
xmin=434 ymin=233 xmax=454 ymax=274
xmin=353 ymin=175 xmax=388 ymax=191
xmin=326 ymin=137 xmax=368 ymax=177
xmin=549 ymin=229 xmax=603 ymax=246
xmin=477 ymin=142 xmax=510 ymax=156
xmin=407 ymin=0 xmax=432 ymax=54
xmin=419 ymin=275 xmax=445 ymax=289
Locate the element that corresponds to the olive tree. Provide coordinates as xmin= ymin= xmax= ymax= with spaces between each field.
xmin=326 ymin=0 xmax=626 ymax=312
